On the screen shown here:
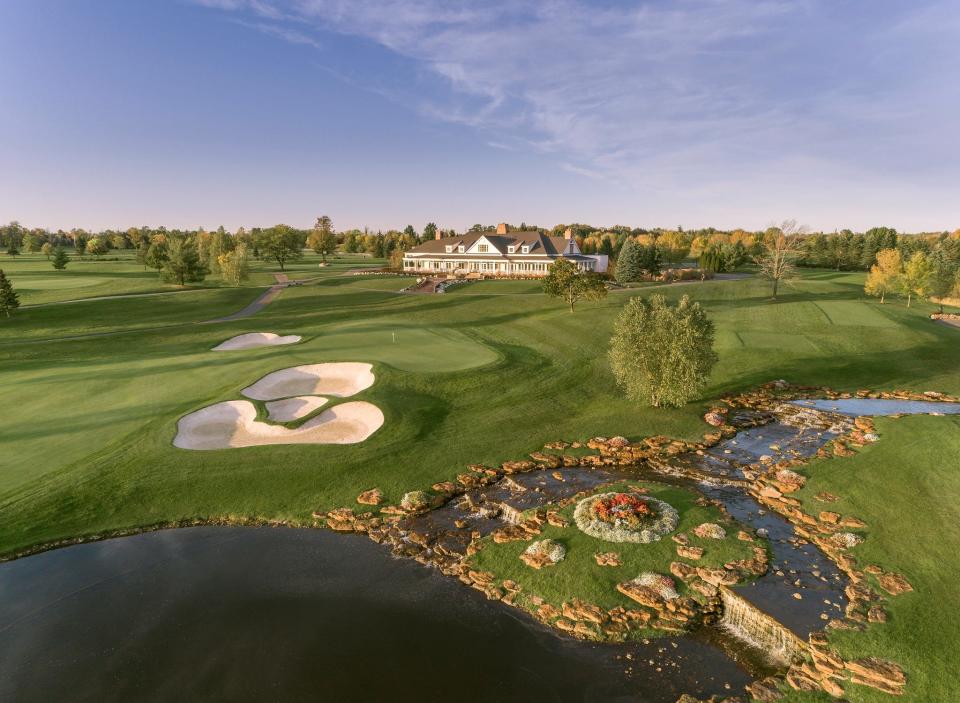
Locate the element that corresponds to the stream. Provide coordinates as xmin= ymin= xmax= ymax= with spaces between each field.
xmin=1 ymin=397 xmax=954 ymax=701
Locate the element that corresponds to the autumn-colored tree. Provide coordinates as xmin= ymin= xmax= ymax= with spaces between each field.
xmin=899 ymin=251 xmax=932 ymax=307
xmin=864 ymin=248 xmax=901 ymax=304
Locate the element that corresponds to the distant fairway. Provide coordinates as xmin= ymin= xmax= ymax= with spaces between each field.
xmin=1 ymin=251 xmax=384 ymax=305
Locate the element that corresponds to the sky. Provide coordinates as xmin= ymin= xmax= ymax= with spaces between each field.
xmin=1 ymin=0 xmax=958 ymax=233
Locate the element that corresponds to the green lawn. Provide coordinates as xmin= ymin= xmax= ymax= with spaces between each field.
xmin=0 ymin=268 xmax=958 ymax=699
xmin=781 ymin=415 xmax=960 ymax=703
xmin=472 ymin=480 xmax=759 ymax=614
xmin=0 ymin=250 xmax=382 ymax=305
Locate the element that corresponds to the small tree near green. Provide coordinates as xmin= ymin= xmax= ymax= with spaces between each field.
xmin=0 ymin=269 xmax=19 ymax=317
xmin=256 ymin=224 xmax=304 ymax=271
xmin=616 ymin=238 xmax=643 ymax=283
xmin=52 ymin=246 xmax=69 ymax=270
xmin=41 ymin=242 xmax=54 ymax=260
xmin=85 ymin=237 xmax=107 ymax=258
xmin=162 ymin=238 xmax=208 ymax=286
xmin=864 ymin=248 xmax=901 ymax=304
xmin=6 ymin=243 xmax=19 ymax=257
xmin=543 ymin=258 xmax=608 ymax=312
xmin=145 ymin=241 xmax=168 ymax=278
xmin=218 ymin=242 xmax=250 ymax=287
xmin=899 ymin=251 xmax=932 ymax=308
xmin=308 ymin=215 xmax=337 ymax=262
xmin=609 ymin=294 xmax=718 ymax=408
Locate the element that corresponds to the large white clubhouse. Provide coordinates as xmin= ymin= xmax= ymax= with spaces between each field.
xmin=402 ymin=223 xmax=608 ymax=278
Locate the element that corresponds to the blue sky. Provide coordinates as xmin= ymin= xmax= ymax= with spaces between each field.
xmin=1 ymin=0 xmax=958 ymax=232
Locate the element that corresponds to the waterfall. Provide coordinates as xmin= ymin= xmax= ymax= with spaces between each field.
xmin=718 ymin=588 xmax=807 ymax=666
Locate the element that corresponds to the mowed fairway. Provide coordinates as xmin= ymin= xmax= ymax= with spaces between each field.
xmin=1 ymin=268 xmax=958 ymax=562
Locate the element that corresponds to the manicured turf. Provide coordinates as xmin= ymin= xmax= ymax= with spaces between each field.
xmin=472 ymin=480 xmax=759 ymax=614
xmin=0 ymin=251 xmax=382 ymax=305
xmin=0 ymin=267 xmax=958 ymax=700
xmin=1 ymin=269 xmax=958 ymax=559
xmin=781 ymin=415 xmax=960 ymax=703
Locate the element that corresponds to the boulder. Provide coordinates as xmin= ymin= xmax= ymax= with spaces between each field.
xmin=704 ymin=412 xmax=726 ymax=427
xmin=594 ymin=551 xmax=622 ymax=567
xmin=356 ymin=488 xmax=383 ymax=506
xmin=845 ymin=657 xmax=906 ymax=694
xmin=677 ymin=545 xmax=704 ymax=560
xmin=693 ymin=522 xmax=727 ymax=540
xmin=877 ymin=571 xmax=913 ymax=595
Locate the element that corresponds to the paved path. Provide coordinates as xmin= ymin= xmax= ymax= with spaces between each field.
xmin=203 ymin=274 xmax=292 ymax=324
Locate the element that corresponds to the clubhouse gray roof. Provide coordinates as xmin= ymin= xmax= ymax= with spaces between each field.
xmin=406 ymin=231 xmax=590 ymax=259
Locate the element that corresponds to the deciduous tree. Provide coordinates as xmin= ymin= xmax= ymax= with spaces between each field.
xmin=218 ymin=242 xmax=249 ymax=286
xmin=308 ymin=215 xmax=337 ymax=262
xmin=756 ymin=220 xmax=804 ymax=299
xmin=609 ymin=294 xmax=717 ymax=408
xmin=899 ymin=251 xmax=932 ymax=307
xmin=543 ymin=258 xmax=608 ymax=312
xmin=256 ymin=224 xmax=304 ymax=271
xmin=864 ymin=248 xmax=901 ymax=304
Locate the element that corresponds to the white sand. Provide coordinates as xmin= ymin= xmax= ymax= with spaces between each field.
xmin=212 ymin=332 xmax=302 ymax=351
xmin=265 ymin=396 xmax=328 ymax=422
xmin=174 ymin=399 xmax=384 ymax=450
xmin=241 ymin=363 xmax=375 ymax=400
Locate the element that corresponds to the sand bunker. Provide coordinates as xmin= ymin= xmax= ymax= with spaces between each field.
xmin=265 ymin=396 xmax=328 ymax=422
xmin=174 ymin=400 xmax=384 ymax=450
xmin=212 ymin=332 xmax=302 ymax=351
xmin=242 ymin=363 xmax=375 ymax=400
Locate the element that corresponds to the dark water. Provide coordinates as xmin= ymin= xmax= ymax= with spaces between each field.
xmin=0 ymin=527 xmax=753 ymax=703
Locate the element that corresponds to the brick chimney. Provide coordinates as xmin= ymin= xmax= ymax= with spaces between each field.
xmin=564 ymin=227 xmax=574 ymax=240
xmin=564 ymin=227 xmax=575 ymax=254
xmin=435 ymin=228 xmax=442 ymax=240
xmin=496 ymin=222 xmax=508 ymax=234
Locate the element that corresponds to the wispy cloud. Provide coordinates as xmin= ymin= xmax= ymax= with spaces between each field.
xmin=194 ymin=0 xmax=960 ymax=199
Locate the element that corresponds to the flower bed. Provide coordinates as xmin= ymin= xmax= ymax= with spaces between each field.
xmin=574 ymin=492 xmax=679 ymax=543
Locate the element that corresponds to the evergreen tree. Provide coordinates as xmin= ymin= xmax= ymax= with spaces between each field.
xmin=639 ymin=243 xmax=662 ymax=275
xmin=52 ymin=246 xmax=69 ymax=271
xmin=616 ymin=238 xmax=643 ymax=283
xmin=0 ymin=269 xmax=19 ymax=317
xmin=927 ymin=249 xmax=957 ymax=313
xmin=163 ymin=238 xmax=207 ymax=286
xmin=422 ymin=222 xmax=438 ymax=242
xmin=609 ymin=294 xmax=718 ymax=408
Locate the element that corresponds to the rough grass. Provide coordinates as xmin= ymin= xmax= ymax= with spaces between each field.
xmin=471 ymin=480 xmax=758 ymax=612
xmin=778 ymin=415 xmax=960 ymax=703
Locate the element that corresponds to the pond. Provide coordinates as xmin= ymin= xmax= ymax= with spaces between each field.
xmin=0 ymin=527 xmax=752 ymax=703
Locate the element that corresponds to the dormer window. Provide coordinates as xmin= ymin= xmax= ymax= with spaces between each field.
xmin=445 ymin=245 xmax=453 ymax=253
xmin=458 ymin=245 xmax=465 ymax=253
xmin=521 ymin=245 xmax=530 ymax=254
xmin=507 ymin=245 xmax=515 ymax=254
